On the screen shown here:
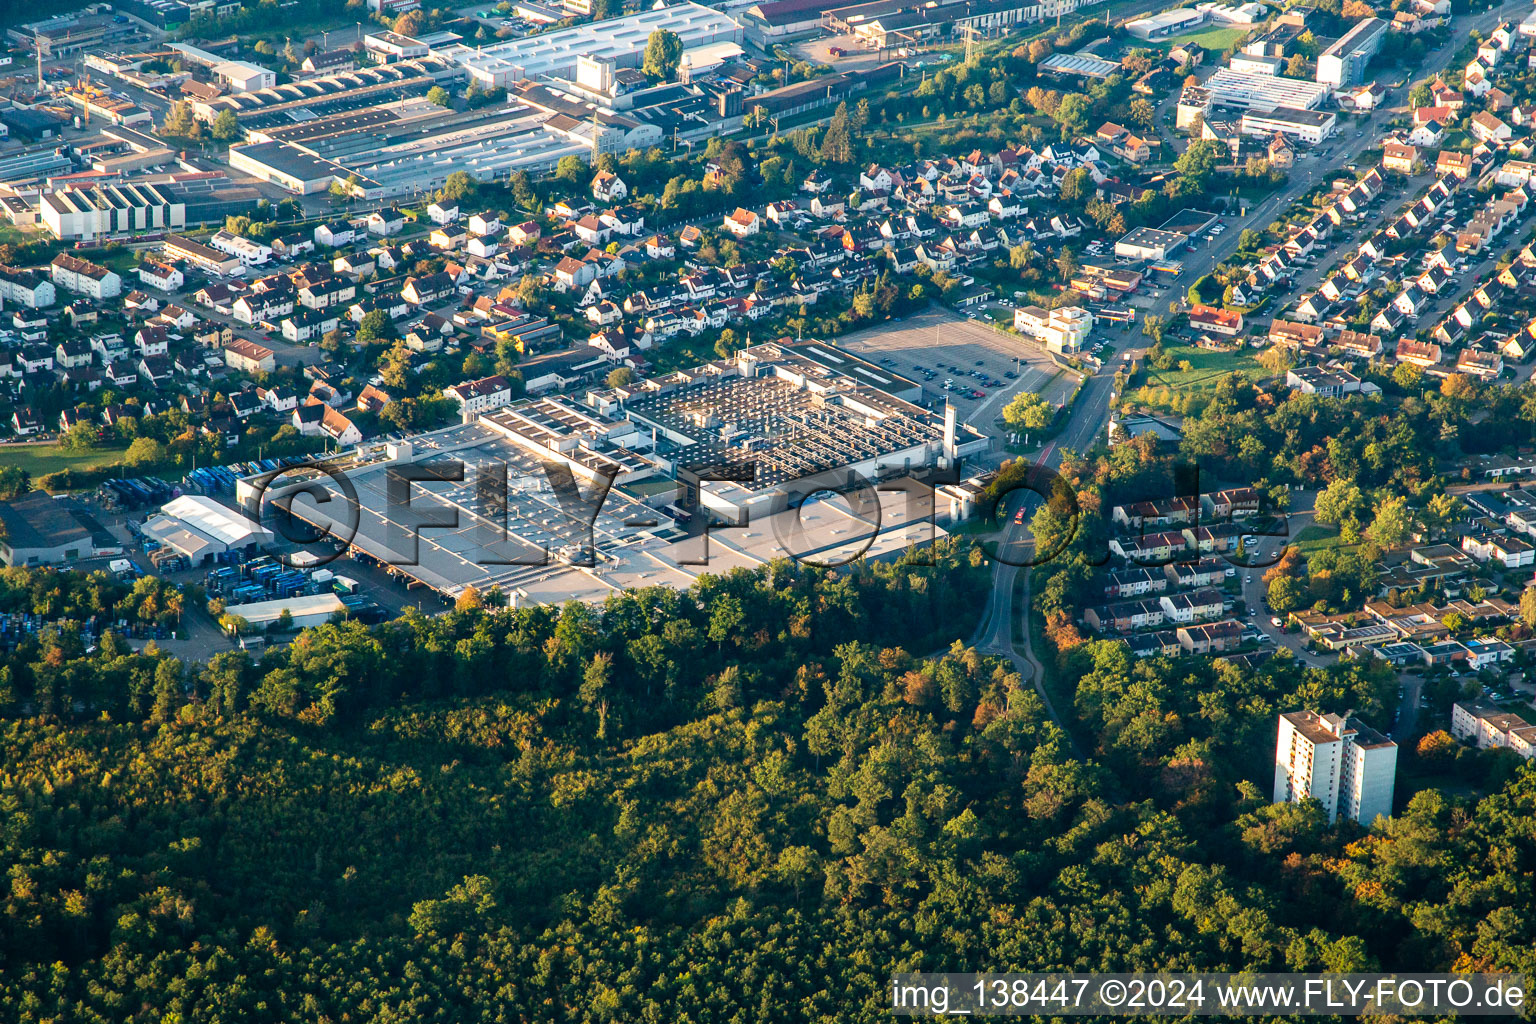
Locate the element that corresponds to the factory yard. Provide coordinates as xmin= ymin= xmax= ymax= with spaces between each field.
xmin=836 ymin=308 xmax=1078 ymax=427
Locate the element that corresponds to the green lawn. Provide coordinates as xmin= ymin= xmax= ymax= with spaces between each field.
xmin=1293 ymin=523 xmax=1343 ymax=556
xmin=1125 ymin=341 xmax=1267 ymax=413
xmin=1144 ymin=342 xmax=1266 ymax=389
xmin=94 ymin=246 xmax=142 ymax=276
xmin=0 ymin=223 xmax=35 ymax=248
xmin=1156 ymin=26 xmax=1251 ymax=50
xmin=1 ymin=442 xmax=129 ymax=479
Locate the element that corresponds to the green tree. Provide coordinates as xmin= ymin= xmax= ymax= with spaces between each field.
xmin=580 ymin=651 xmax=613 ymax=739
xmin=1392 ymin=362 xmax=1423 ymax=389
xmin=1267 ymin=573 xmax=1307 ymax=614
xmin=1129 ymin=97 xmax=1155 ymax=131
xmin=1055 ymin=246 xmax=1078 ymax=281
xmin=160 ymin=100 xmax=201 ymax=140
xmin=1173 ymin=140 xmax=1221 ymax=188
xmin=440 ymin=170 xmax=475 ymax=202
xmin=606 ymin=367 xmax=635 ymax=388
xmin=124 ymin=437 xmax=166 ymax=466
xmin=1054 ymin=93 xmax=1092 ymax=136
xmin=642 ymin=28 xmax=684 ymax=82
xmin=379 ymin=341 xmax=413 ymax=390
xmin=426 ymin=85 xmax=451 ymax=107
xmin=1256 ymin=343 xmax=1293 ymax=377
xmin=0 ymin=465 xmax=28 ymax=499
xmin=210 ymin=109 xmax=241 ymax=141
xmin=1313 ymin=478 xmax=1365 ymax=527
xmin=1368 ymin=495 xmax=1413 ymax=549
xmin=357 ymin=309 xmax=393 ymax=344
xmin=510 ymin=170 xmax=538 ymax=210
xmin=61 ymin=421 xmax=99 ymax=452
xmin=1420 ymin=493 xmax=1462 ymax=538
xmin=819 ymin=101 xmax=855 ymax=164
xmin=1002 ymin=391 xmax=1053 ymax=432
xmin=555 ymin=154 xmax=588 ymax=184
xmin=1059 ymin=167 xmax=1090 ymax=202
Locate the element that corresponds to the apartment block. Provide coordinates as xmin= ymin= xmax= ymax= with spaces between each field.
xmin=1274 ymin=710 xmax=1397 ymax=824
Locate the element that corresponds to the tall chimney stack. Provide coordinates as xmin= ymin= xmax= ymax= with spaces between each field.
xmin=942 ymin=401 xmax=957 ymax=465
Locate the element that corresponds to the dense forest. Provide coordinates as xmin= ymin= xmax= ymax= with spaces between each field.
xmin=0 ymin=538 xmax=1533 ymax=1022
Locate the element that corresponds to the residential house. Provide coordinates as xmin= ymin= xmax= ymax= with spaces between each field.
xmin=314 ymin=221 xmax=355 ymax=247
xmin=723 ymin=207 xmax=760 ymax=238
xmin=223 ymin=338 xmax=275 ymax=374
xmin=443 ymin=374 xmax=514 ymax=417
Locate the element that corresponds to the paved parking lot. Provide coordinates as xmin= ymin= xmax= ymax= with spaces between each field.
xmin=790 ymin=33 xmax=891 ymax=69
xmin=837 ymin=309 xmax=1075 ymax=428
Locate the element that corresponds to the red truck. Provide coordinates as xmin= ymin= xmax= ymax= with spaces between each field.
xmin=828 ymin=45 xmax=846 ymax=56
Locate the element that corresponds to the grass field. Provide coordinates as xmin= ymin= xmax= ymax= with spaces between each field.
xmin=0 ymin=223 xmax=35 ymax=248
xmin=1293 ymin=523 xmax=1343 ymax=556
xmin=1156 ymin=26 xmax=1251 ymax=50
xmin=94 ymin=246 xmax=142 ymax=276
xmin=1126 ymin=340 xmax=1266 ymax=412
xmin=0 ymin=442 xmax=129 ymax=479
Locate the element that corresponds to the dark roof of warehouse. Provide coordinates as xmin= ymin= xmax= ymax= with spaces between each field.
xmin=0 ymin=491 xmax=93 ymax=552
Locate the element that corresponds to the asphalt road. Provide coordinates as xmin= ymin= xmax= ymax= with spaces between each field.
xmin=1393 ymin=673 xmax=1424 ymax=740
xmin=967 ymin=338 xmax=1147 ymax=750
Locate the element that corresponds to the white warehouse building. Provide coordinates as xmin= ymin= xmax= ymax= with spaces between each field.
xmin=40 ymin=183 xmax=187 ymax=242
xmin=1014 ymin=304 xmax=1094 ymax=353
xmin=209 ymin=229 xmax=274 ymax=266
xmin=141 ymin=495 xmax=274 ymax=565
xmin=1201 ymin=68 xmax=1330 ymax=111
xmin=1241 ymin=106 xmax=1336 ymax=144
xmin=1125 ymin=7 xmax=1206 ymax=39
xmin=446 ymin=1 xmax=744 ymax=87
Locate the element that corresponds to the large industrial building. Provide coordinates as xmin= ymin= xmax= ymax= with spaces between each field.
xmin=1178 ymin=68 xmax=1331 ymax=136
xmin=738 ymin=0 xmax=828 ymax=43
xmin=189 ymin=56 xmax=464 ymax=125
xmin=235 ymin=344 xmax=985 ymax=604
xmin=1240 ymin=105 xmax=1336 ymax=144
xmin=40 ymin=183 xmax=187 ymax=242
xmin=141 ymin=495 xmax=274 ymax=566
xmin=444 ymin=2 xmax=743 ymax=87
xmin=1196 ymin=68 xmax=1330 ymax=111
xmin=228 ymin=140 xmax=371 ymax=196
xmin=229 ymin=50 xmax=752 ymax=198
xmin=0 ymin=492 xmax=108 ymax=567
xmin=1125 ymin=7 xmax=1206 ymax=39
xmin=167 ymin=42 xmax=278 ymax=92
xmin=835 ymin=0 xmax=1047 ymax=49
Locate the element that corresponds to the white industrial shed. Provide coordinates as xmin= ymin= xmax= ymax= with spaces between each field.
xmin=226 ymin=592 xmax=348 ymax=630
xmin=142 ymin=495 xmax=273 ymax=564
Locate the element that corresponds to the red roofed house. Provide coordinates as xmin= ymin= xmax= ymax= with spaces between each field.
xmin=723 ymin=207 xmax=760 ymax=238
xmin=1188 ymin=304 xmax=1244 ymax=336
